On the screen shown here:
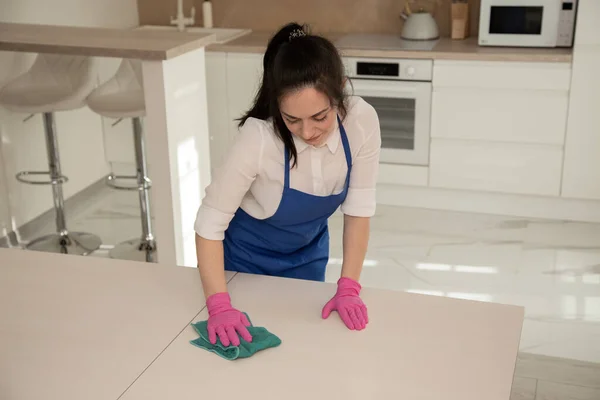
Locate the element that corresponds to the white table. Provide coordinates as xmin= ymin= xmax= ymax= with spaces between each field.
xmin=1 ymin=248 xmax=524 ymax=400
xmin=121 ymin=273 xmax=525 ymax=400
xmin=0 ymin=248 xmax=234 ymax=400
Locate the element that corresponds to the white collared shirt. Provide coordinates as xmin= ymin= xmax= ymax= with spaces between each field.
xmin=194 ymin=96 xmax=381 ymax=240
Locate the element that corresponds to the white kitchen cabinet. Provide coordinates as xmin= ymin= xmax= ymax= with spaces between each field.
xmin=225 ymin=53 xmax=263 ymax=140
xmin=432 ymin=60 xmax=571 ymax=91
xmin=574 ymin=1 xmax=600 ymax=46
xmin=431 ymin=88 xmax=569 ymax=145
xmin=560 ymin=1 xmax=600 ymax=200
xmin=429 ymin=138 xmax=563 ymax=196
xmin=378 ymin=164 xmax=428 ymax=187
xmin=561 ymin=48 xmax=600 ymax=200
xmin=204 ymin=51 xmax=263 ymax=171
xmin=205 ymin=51 xmax=230 ymax=171
xmin=430 ymin=59 xmax=570 ymax=198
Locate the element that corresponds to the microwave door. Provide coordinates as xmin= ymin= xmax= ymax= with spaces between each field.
xmin=479 ymin=0 xmax=561 ymax=47
xmin=490 ymin=6 xmax=544 ymax=35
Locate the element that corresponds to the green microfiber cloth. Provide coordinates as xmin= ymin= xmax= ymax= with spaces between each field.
xmin=189 ymin=313 xmax=281 ymax=360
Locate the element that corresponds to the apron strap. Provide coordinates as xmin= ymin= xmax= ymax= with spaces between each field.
xmin=284 ymin=146 xmax=291 ymax=188
xmin=337 ymin=115 xmax=353 ymax=183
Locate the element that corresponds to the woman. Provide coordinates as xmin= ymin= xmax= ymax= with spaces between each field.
xmin=194 ymin=22 xmax=381 ymax=347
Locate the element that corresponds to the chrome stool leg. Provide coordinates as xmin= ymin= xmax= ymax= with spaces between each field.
xmin=109 ymin=117 xmax=157 ymax=262
xmin=22 ymin=112 xmax=102 ymax=255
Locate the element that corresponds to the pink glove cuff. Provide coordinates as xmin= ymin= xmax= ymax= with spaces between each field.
xmin=206 ymin=292 xmax=232 ymax=316
xmin=336 ymin=277 xmax=362 ymax=297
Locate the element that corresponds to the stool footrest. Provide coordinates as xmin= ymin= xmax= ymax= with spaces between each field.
xmin=106 ymin=174 xmax=152 ymax=191
xmin=16 ymin=171 xmax=68 ymax=185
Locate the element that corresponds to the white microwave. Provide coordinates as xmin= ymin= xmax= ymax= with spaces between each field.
xmin=478 ymin=0 xmax=577 ymax=47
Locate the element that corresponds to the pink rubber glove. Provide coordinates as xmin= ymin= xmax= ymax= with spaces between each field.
xmin=321 ymin=277 xmax=368 ymax=330
xmin=206 ymin=292 xmax=252 ymax=347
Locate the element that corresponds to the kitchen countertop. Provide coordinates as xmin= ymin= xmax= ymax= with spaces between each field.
xmin=1 ymin=247 xmax=524 ymax=399
xmin=0 ymin=22 xmax=217 ymax=60
xmin=136 ymin=25 xmax=251 ymax=45
xmin=0 ymin=248 xmax=235 ymax=400
xmin=122 ymin=274 xmax=524 ymax=400
xmin=208 ymin=31 xmax=573 ymax=63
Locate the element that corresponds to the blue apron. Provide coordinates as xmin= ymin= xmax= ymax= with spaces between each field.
xmin=223 ymin=116 xmax=352 ymax=282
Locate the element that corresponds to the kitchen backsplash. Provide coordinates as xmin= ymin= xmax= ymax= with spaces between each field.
xmin=137 ymin=0 xmax=481 ymax=36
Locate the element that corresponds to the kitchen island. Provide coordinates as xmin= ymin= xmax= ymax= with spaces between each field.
xmin=0 ymin=22 xmax=216 ymax=266
xmin=0 ymin=248 xmax=524 ymax=400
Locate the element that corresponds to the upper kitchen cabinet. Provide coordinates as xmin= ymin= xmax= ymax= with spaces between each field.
xmin=574 ymin=1 xmax=600 ymax=46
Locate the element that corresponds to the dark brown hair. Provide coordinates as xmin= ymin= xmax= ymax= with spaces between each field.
xmin=238 ymin=22 xmax=349 ymax=168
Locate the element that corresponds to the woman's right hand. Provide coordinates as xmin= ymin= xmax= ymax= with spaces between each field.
xmin=206 ymin=292 xmax=252 ymax=347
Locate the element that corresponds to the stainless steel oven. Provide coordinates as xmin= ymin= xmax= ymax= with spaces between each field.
xmin=343 ymin=57 xmax=432 ymax=166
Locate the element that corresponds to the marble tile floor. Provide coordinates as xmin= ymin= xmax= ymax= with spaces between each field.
xmin=4 ymin=184 xmax=600 ymax=399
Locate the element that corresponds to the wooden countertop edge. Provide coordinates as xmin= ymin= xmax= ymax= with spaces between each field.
xmin=207 ymin=44 xmax=573 ymax=63
xmin=0 ymin=22 xmax=217 ymax=60
xmin=0 ymin=36 xmax=217 ymax=61
xmin=207 ymin=33 xmax=573 ymax=63
xmin=162 ymin=34 xmax=217 ymax=60
xmin=339 ymin=48 xmax=573 ymax=62
xmin=0 ymin=42 xmax=159 ymax=60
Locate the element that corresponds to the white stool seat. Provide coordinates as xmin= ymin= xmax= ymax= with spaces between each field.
xmin=87 ymin=59 xmax=145 ymax=118
xmin=86 ymin=58 xmax=155 ymax=262
xmin=0 ymin=53 xmax=102 ymax=256
xmin=0 ymin=54 xmax=97 ymax=114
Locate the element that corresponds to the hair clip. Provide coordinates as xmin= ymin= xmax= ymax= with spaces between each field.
xmin=289 ymin=29 xmax=306 ymax=41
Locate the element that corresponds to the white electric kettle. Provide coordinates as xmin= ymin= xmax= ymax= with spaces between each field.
xmin=400 ymin=3 xmax=440 ymax=41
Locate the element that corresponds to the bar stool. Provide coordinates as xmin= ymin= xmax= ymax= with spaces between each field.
xmin=0 ymin=54 xmax=102 ymax=255
xmin=86 ymin=59 xmax=156 ymax=263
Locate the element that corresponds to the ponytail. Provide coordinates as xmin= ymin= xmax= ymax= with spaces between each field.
xmin=238 ymin=22 xmax=348 ymax=168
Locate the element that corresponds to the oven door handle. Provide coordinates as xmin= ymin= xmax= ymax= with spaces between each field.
xmin=348 ymin=79 xmax=431 ymax=99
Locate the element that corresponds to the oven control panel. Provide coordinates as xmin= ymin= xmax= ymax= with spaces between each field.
xmin=342 ymin=57 xmax=433 ymax=81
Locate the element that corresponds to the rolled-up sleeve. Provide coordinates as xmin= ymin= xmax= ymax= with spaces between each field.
xmin=340 ymin=103 xmax=381 ymax=217
xmin=194 ymin=119 xmax=264 ymax=240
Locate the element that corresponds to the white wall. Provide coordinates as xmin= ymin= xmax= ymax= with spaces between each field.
xmin=0 ymin=0 xmax=139 ymax=235
xmin=0 ymin=0 xmax=139 ymax=28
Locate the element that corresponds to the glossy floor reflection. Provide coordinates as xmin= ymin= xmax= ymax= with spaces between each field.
xmin=327 ymin=207 xmax=600 ymax=365
xmin=13 ymin=185 xmax=600 ymax=372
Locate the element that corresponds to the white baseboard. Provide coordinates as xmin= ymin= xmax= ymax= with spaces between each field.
xmin=376 ymin=184 xmax=600 ymax=223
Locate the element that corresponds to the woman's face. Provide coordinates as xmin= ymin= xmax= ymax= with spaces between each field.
xmin=279 ymin=87 xmax=337 ymax=147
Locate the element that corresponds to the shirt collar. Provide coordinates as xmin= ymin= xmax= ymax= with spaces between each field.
xmin=292 ymin=118 xmax=340 ymax=154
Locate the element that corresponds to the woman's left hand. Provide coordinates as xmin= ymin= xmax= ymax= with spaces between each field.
xmin=321 ymin=277 xmax=368 ymax=330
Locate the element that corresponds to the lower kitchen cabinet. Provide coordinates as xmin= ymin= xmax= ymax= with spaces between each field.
xmin=431 ymin=88 xmax=568 ymax=146
xmin=378 ymin=163 xmax=428 ymax=187
xmin=205 ymin=51 xmax=230 ymax=172
xmin=561 ymin=48 xmax=600 ymax=200
xmin=204 ymin=51 xmax=263 ymax=171
xmin=224 ymin=52 xmax=263 ymax=140
xmin=205 ymin=51 xmax=263 ymax=171
xmin=429 ymin=138 xmax=563 ymax=196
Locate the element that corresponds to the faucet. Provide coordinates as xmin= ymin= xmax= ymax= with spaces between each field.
xmin=170 ymin=0 xmax=195 ymax=32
